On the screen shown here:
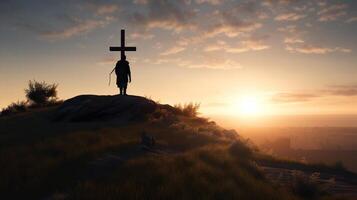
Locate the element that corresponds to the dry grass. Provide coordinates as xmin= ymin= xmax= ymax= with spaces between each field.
xmin=0 ymin=104 xmax=347 ymax=200
xmin=174 ymin=102 xmax=200 ymax=117
xmin=0 ymin=101 xmax=27 ymax=116
xmin=25 ymin=80 xmax=58 ymax=106
xmin=1 ymin=80 xmax=62 ymax=117
xmin=71 ymin=145 xmax=297 ymax=200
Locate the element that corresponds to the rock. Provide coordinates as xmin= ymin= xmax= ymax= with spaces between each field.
xmin=54 ymin=95 xmax=158 ymax=122
xmin=141 ymin=131 xmax=156 ymax=148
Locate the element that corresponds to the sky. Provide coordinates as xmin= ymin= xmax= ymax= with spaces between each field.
xmin=1 ymin=0 xmax=357 ymax=121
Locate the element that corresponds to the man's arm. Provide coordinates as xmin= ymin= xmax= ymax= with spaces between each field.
xmin=128 ymin=64 xmax=131 ymax=83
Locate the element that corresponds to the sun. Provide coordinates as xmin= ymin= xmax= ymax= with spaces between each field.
xmin=237 ymin=96 xmax=263 ymax=116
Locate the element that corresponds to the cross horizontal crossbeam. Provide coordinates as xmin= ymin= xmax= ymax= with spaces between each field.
xmin=109 ymin=29 xmax=136 ymax=60
xmin=109 ymin=47 xmax=136 ymax=51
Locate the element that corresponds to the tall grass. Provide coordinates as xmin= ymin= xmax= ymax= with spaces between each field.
xmin=70 ymin=145 xmax=297 ymax=200
xmin=174 ymin=103 xmax=200 ymax=117
xmin=0 ymin=110 xmax=299 ymax=200
xmin=290 ymin=171 xmax=329 ymax=198
xmin=25 ymin=80 xmax=58 ymax=106
xmin=1 ymin=95 xmax=344 ymax=199
xmin=1 ymin=80 xmax=61 ymax=117
xmin=0 ymin=100 xmax=27 ymax=116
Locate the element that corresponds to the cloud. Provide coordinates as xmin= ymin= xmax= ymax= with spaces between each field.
xmin=133 ymin=0 xmax=148 ymax=5
xmin=143 ymin=54 xmax=241 ymax=70
xmin=272 ymin=84 xmax=357 ymax=103
xmin=279 ymin=25 xmax=307 ymax=47
xmin=195 ymin=0 xmax=224 ymax=5
xmin=204 ymin=21 xmax=262 ymax=38
xmin=1 ymin=0 xmax=355 ymax=58
xmin=129 ymin=0 xmax=196 ymax=32
xmin=0 ymin=1 xmax=118 ymax=41
xmin=160 ymin=46 xmax=186 ymax=56
xmin=275 ymin=12 xmax=306 ymax=21
xmin=224 ymin=1 xmax=269 ymax=20
xmin=203 ymin=3 xmax=264 ymax=38
xmin=284 ymin=37 xmax=304 ymax=44
xmin=225 ymin=1 xmax=263 ymax=16
xmin=129 ymin=32 xmax=154 ymax=40
xmin=41 ymin=17 xmax=113 ymax=40
xmin=293 ymin=5 xmax=309 ymax=12
xmin=286 ymin=44 xmax=351 ymax=54
xmin=176 ymin=35 xmax=204 ymax=46
xmin=345 ymin=17 xmax=357 ymax=23
xmin=272 ymin=92 xmax=320 ymax=103
xmin=318 ymin=3 xmax=347 ymax=22
xmin=241 ymin=36 xmax=270 ymax=50
xmin=95 ymin=4 xmax=119 ymax=15
xmin=325 ymin=84 xmax=357 ymax=96
xmin=204 ymin=35 xmax=270 ymax=53
xmin=142 ymin=57 xmax=182 ymax=65
xmin=178 ymin=54 xmax=242 ymax=70
xmin=278 ymin=25 xmax=310 ymax=47
xmin=316 ymin=1 xmax=327 ymax=7
xmin=262 ymin=0 xmax=301 ymax=7
xmin=278 ymin=25 xmax=301 ymax=34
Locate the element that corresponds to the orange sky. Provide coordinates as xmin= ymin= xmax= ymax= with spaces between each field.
xmin=1 ymin=0 xmax=357 ymax=123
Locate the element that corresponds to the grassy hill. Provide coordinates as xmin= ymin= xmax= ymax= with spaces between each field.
xmin=0 ymin=95 xmax=355 ymax=200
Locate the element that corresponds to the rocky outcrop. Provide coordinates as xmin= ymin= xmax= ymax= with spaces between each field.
xmin=54 ymin=95 xmax=158 ymax=122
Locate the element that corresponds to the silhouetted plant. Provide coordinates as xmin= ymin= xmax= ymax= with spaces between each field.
xmin=25 ymin=80 xmax=58 ymax=106
xmin=0 ymin=101 xmax=27 ymax=116
xmin=174 ymin=103 xmax=200 ymax=117
xmin=229 ymin=139 xmax=253 ymax=160
xmin=290 ymin=171 xmax=328 ymax=198
xmin=333 ymin=161 xmax=346 ymax=171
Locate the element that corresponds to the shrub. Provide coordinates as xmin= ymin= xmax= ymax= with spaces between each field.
xmin=333 ymin=161 xmax=346 ymax=171
xmin=229 ymin=139 xmax=253 ymax=160
xmin=174 ymin=103 xmax=200 ymax=117
xmin=149 ymin=107 xmax=178 ymax=125
xmin=25 ymin=80 xmax=58 ymax=106
xmin=0 ymin=101 xmax=27 ymax=116
xmin=290 ymin=171 xmax=329 ymax=198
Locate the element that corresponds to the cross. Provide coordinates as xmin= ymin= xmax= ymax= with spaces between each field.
xmin=109 ymin=29 xmax=136 ymax=60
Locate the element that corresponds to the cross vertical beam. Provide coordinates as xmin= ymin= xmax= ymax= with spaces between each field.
xmin=109 ymin=29 xmax=137 ymax=60
xmin=121 ymin=29 xmax=125 ymax=59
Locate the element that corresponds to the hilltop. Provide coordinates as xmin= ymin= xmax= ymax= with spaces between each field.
xmin=0 ymin=95 xmax=356 ymax=200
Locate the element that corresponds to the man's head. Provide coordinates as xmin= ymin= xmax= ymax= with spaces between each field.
xmin=122 ymin=55 xmax=126 ymax=60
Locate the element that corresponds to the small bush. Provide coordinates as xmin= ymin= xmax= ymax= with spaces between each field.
xmin=174 ymin=102 xmax=200 ymax=117
xmin=290 ymin=171 xmax=328 ymax=198
xmin=25 ymin=80 xmax=58 ymax=106
xmin=0 ymin=101 xmax=27 ymax=116
xmin=229 ymin=139 xmax=253 ymax=160
xmin=149 ymin=107 xmax=178 ymax=125
xmin=332 ymin=161 xmax=346 ymax=171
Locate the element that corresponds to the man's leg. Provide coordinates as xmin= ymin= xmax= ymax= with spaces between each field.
xmin=123 ymin=82 xmax=128 ymax=95
xmin=119 ymin=87 xmax=123 ymax=95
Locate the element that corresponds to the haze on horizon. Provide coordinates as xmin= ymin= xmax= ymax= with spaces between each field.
xmin=1 ymin=0 xmax=357 ymax=126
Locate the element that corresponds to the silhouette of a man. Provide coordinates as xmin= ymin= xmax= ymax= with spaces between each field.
xmin=115 ymin=55 xmax=131 ymax=95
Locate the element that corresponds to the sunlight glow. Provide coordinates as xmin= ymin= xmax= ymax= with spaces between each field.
xmin=237 ymin=96 xmax=263 ymax=116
